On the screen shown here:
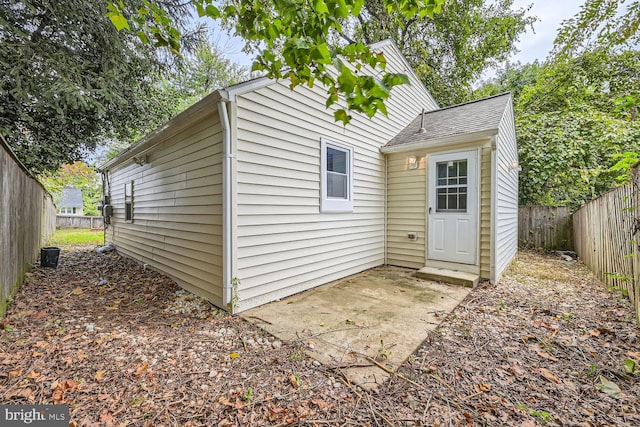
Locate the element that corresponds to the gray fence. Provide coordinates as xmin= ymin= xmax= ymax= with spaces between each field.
xmin=1 ymin=135 xmax=56 ymax=318
xmin=518 ymin=205 xmax=572 ymax=250
xmin=572 ymin=166 xmax=639 ymax=326
xmin=57 ymin=215 xmax=104 ymax=229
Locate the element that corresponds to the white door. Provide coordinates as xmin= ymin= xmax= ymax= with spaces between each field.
xmin=427 ymin=150 xmax=478 ymax=264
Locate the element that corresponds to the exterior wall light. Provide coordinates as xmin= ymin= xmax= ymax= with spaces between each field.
xmin=408 ymin=156 xmax=418 ymax=170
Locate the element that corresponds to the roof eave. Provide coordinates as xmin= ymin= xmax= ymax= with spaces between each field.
xmin=98 ymin=91 xmax=224 ymax=171
xmin=380 ymin=128 xmax=499 ymax=154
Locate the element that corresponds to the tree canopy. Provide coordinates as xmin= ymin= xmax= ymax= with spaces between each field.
xmin=351 ymin=0 xmax=535 ymax=105
xmin=110 ymin=0 xmax=452 ymax=125
xmin=0 ymin=0 xmax=197 ymax=175
xmin=111 ymin=0 xmax=534 ymax=116
xmin=40 ymin=162 xmax=102 ymax=216
xmin=476 ymin=0 xmax=640 ymax=208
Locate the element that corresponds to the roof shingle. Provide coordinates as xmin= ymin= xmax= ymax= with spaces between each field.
xmin=384 ymin=93 xmax=511 ymax=148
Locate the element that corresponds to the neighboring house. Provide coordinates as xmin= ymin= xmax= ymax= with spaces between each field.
xmin=98 ymin=40 xmax=518 ymax=314
xmin=58 ymin=187 xmax=84 ymax=216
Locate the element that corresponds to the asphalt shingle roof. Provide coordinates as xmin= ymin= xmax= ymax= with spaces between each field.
xmin=384 ymin=93 xmax=511 ymax=148
xmin=59 ymin=187 xmax=83 ymax=207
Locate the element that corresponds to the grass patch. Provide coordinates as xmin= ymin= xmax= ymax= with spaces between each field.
xmin=47 ymin=229 xmax=104 ymax=247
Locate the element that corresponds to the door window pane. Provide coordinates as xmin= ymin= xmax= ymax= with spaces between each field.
xmin=435 ymin=159 xmax=468 ymax=212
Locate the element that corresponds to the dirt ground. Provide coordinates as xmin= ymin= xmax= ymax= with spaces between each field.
xmin=1 ymin=248 xmax=639 ymax=426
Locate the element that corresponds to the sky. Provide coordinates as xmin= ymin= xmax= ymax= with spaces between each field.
xmin=510 ymin=0 xmax=584 ymax=64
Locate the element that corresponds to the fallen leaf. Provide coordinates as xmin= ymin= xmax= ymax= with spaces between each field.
xmin=475 ymin=383 xmax=491 ymax=392
xmin=597 ymin=376 xmax=621 ymax=398
xmin=229 ymin=352 xmax=239 ymax=359
xmin=95 ymin=370 xmax=107 ymax=381
xmin=288 ymin=374 xmax=301 ymax=388
xmin=536 ymin=349 xmax=559 ymax=362
xmin=511 ymin=364 xmax=526 ymax=377
xmin=6 ymin=387 xmax=35 ymax=402
xmin=26 ymin=371 xmax=40 ymax=379
xmin=71 ymin=287 xmax=83 ymax=295
xmin=9 ymin=369 xmax=24 ymax=379
xmin=311 ymin=398 xmax=330 ymax=410
xmin=99 ymin=410 xmax=114 ymax=427
xmin=534 ymin=367 xmax=560 ymax=383
xmin=134 ymin=362 xmax=149 ymax=377
xmin=52 ymin=380 xmax=79 ymax=404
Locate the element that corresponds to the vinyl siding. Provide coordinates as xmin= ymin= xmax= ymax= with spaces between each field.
xmin=386 ymin=142 xmax=493 ymax=275
xmin=386 ymin=153 xmax=426 ymax=268
xmin=105 ymin=112 xmax=224 ymax=306
xmin=493 ymin=100 xmax=519 ymax=281
xmin=233 ymin=43 xmax=437 ymax=311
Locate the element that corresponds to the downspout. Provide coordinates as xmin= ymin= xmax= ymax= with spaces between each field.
xmin=218 ymin=100 xmax=233 ymax=308
xmin=384 ymin=154 xmax=388 ymax=265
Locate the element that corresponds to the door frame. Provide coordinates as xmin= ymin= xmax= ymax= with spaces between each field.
xmin=425 ymin=147 xmax=481 ymax=269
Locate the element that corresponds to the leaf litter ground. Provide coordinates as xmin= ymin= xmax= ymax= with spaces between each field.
xmin=1 ymin=248 xmax=638 ymax=426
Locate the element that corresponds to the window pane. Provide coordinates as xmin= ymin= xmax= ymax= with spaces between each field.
xmin=327 ymin=148 xmax=347 ymax=174
xmin=437 ymin=195 xmax=446 ymax=210
xmin=437 ymin=163 xmax=447 ymax=178
xmin=458 ymin=161 xmax=467 ymax=177
xmin=459 ymin=193 xmax=467 ymax=210
xmin=327 ymin=172 xmax=347 ymax=198
xmin=447 ymin=194 xmax=458 ymax=210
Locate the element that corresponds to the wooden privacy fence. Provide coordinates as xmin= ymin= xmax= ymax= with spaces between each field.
xmin=0 ymin=135 xmax=56 ymax=318
xmin=572 ymin=166 xmax=640 ymax=326
xmin=57 ymin=215 xmax=104 ymax=230
xmin=519 ymin=205 xmax=572 ymax=250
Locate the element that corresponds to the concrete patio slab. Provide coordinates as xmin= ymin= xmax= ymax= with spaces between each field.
xmin=242 ymin=265 xmax=471 ymax=391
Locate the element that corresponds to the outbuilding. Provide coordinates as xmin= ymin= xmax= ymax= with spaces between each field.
xmin=98 ymin=40 xmax=518 ymax=313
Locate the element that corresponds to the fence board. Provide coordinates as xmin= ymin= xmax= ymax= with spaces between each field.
xmin=518 ymin=205 xmax=572 ymax=250
xmin=57 ymin=215 xmax=104 ymax=230
xmin=572 ymin=166 xmax=639 ymax=325
xmin=1 ymin=136 xmax=56 ymax=318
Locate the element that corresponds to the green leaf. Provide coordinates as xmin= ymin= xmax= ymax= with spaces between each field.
xmin=596 ymin=376 xmax=621 ymax=398
xmin=311 ymin=43 xmax=332 ymax=64
xmin=107 ymin=13 xmax=130 ymax=31
xmin=137 ymin=31 xmax=150 ymax=45
xmin=334 ymin=109 xmax=351 ymax=125
xmin=205 ymin=5 xmax=220 ymax=18
xmin=624 ymin=358 xmax=637 ymax=374
xmin=195 ymin=2 xmax=205 ymax=17
xmin=313 ymin=0 xmax=329 ymax=14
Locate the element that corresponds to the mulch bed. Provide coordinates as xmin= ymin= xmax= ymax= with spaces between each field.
xmin=1 ymin=248 xmax=638 ymax=426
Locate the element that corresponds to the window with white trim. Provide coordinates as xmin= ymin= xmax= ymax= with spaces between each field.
xmin=320 ymin=138 xmax=353 ymax=212
xmin=124 ymin=181 xmax=133 ymax=222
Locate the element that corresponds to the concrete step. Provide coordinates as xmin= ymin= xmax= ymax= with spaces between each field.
xmin=415 ymin=267 xmax=479 ymax=288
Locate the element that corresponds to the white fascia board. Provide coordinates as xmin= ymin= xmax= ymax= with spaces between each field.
xmin=220 ymin=77 xmax=276 ymax=102
xmin=98 ymin=91 xmax=222 ymax=171
xmin=379 ymin=129 xmax=499 ymax=154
